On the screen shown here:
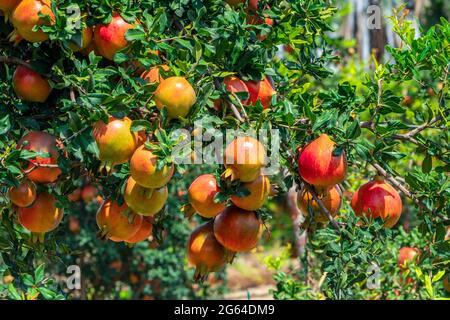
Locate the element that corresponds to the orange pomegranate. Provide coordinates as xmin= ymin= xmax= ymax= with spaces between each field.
xmin=188 ymin=174 xmax=226 ymax=218
xmin=17 ymin=131 xmax=62 ymax=184
xmin=11 ymin=0 xmax=54 ymax=42
xmin=68 ymin=216 xmax=80 ymax=234
xmin=351 ymin=177 xmax=403 ymax=228
xmin=297 ymin=185 xmax=342 ymax=223
xmin=129 ymin=145 xmax=174 ymax=188
xmin=213 ymin=206 xmax=262 ymax=252
xmin=81 ymin=184 xmax=99 ymax=203
xmin=93 ymin=13 xmax=137 ymax=60
xmin=123 ymin=176 xmax=168 ymax=216
xmin=69 ymin=26 xmax=93 ymax=52
xmin=68 ymin=188 xmax=81 ymax=202
xmin=244 ymin=77 xmax=276 ymax=109
xmin=0 ymin=0 xmax=20 ymax=15
xmin=92 ymin=116 xmax=140 ymax=166
xmin=124 ymin=217 xmax=153 ymax=244
xmin=214 ymin=76 xmax=249 ymax=110
xmin=230 ymin=174 xmax=270 ymax=211
xmin=397 ymin=247 xmax=420 ymax=269
xmin=187 ymin=221 xmax=230 ymax=281
xmin=140 ymin=65 xmax=169 ymax=84
xmin=298 ymin=134 xmax=347 ymax=188
xmin=153 ymin=77 xmax=197 ymax=119
xmin=8 ymin=180 xmax=36 ymax=207
xmin=18 ymin=192 xmax=63 ymax=243
xmin=13 ymin=65 xmax=52 ymax=103
xmin=246 ymin=0 xmax=274 ymax=40
xmin=223 ymin=136 xmax=266 ymax=182
xmin=96 ymin=199 xmax=143 ymax=241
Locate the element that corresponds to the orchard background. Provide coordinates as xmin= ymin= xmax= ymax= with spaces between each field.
xmin=0 ymin=0 xmax=449 ymax=300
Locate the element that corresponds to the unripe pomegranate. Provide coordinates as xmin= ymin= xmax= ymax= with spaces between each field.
xmin=244 ymin=77 xmax=275 ymax=109
xmin=17 ymin=131 xmax=62 ymax=184
xmin=11 ymin=0 xmax=54 ymax=42
xmin=129 ymin=145 xmax=174 ymax=188
xmin=187 ymin=222 xmax=230 ymax=281
xmin=81 ymin=184 xmax=99 ymax=203
xmin=298 ymin=134 xmax=347 ymax=188
xmin=96 ymin=199 xmax=143 ymax=241
xmin=123 ymin=176 xmax=168 ymax=216
xmin=92 ymin=116 xmax=140 ymax=166
xmin=223 ymin=136 xmax=266 ymax=182
xmin=69 ymin=26 xmax=93 ymax=52
xmin=351 ymin=177 xmax=403 ymax=228
xmin=214 ymin=76 xmax=249 ymax=110
xmin=153 ymin=77 xmax=197 ymax=119
xmin=398 ymin=247 xmax=420 ymax=269
xmin=297 ymin=185 xmax=342 ymax=223
xmin=13 ymin=65 xmax=52 ymax=103
xmin=124 ymin=217 xmax=153 ymax=244
xmin=18 ymin=192 xmax=63 ymax=243
xmin=214 ymin=206 xmax=262 ymax=252
xmin=140 ymin=65 xmax=169 ymax=84
xmin=8 ymin=180 xmax=36 ymax=207
xmin=230 ymin=174 xmax=270 ymax=211
xmin=93 ymin=13 xmax=136 ymax=60
xmin=188 ymin=174 xmax=226 ymax=218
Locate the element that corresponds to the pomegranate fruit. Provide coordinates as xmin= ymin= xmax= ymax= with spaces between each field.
xmin=244 ymin=77 xmax=275 ymax=109
xmin=123 ymin=176 xmax=168 ymax=216
xmin=124 ymin=217 xmax=153 ymax=244
xmin=297 ymin=185 xmax=342 ymax=223
xmin=93 ymin=13 xmax=136 ymax=60
xmin=17 ymin=192 xmax=63 ymax=243
xmin=444 ymin=276 xmax=450 ymax=293
xmin=11 ymin=0 xmax=54 ymax=42
xmin=129 ymin=145 xmax=174 ymax=188
xmin=223 ymin=136 xmax=266 ymax=182
xmin=214 ymin=205 xmax=262 ymax=252
xmin=351 ymin=177 xmax=403 ymax=228
xmin=13 ymin=65 xmax=52 ymax=103
xmin=187 ymin=222 xmax=230 ymax=281
xmin=17 ymin=131 xmax=62 ymax=184
xmin=68 ymin=188 xmax=81 ymax=202
xmin=214 ymin=76 xmax=249 ymax=110
xmin=246 ymin=0 xmax=274 ymax=41
xmin=0 ymin=0 xmax=20 ymax=15
xmin=397 ymin=247 xmax=420 ymax=269
xmin=188 ymin=174 xmax=226 ymax=218
xmin=140 ymin=65 xmax=169 ymax=84
xmin=298 ymin=134 xmax=347 ymax=188
xmin=92 ymin=116 xmax=140 ymax=166
xmin=153 ymin=76 xmax=197 ymax=119
xmin=8 ymin=180 xmax=36 ymax=207
xmin=230 ymin=174 xmax=270 ymax=211
xmin=96 ymin=199 xmax=143 ymax=241
xmin=69 ymin=26 xmax=93 ymax=52
xmin=81 ymin=184 xmax=99 ymax=203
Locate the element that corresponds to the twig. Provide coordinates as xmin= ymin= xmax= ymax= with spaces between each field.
xmin=229 ymin=103 xmax=245 ymax=122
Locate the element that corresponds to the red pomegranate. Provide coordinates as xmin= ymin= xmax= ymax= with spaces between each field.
xmin=214 ymin=206 xmax=262 ymax=252
xmin=244 ymin=77 xmax=276 ymax=109
xmin=140 ymin=65 xmax=169 ymax=84
xmin=298 ymin=134 xmax=347 ymax=188
xmin=92 ymin=116 xmax=140 ymax=166
xmin=96 ymin=199 xmax=143 ymax=241
xmin=246 ymin=0 xmax=274 ymax=41
xmin=93 ymin=13 xmax=137 ymax=60
xmin=130 ymin=145 xmax=174 ymax=188
xmin=214 ymin=76 xmax=249 ymax=110
xmin=444 ymin=276 xmax=450 ymax=293
xmin=297 ymin=185 xmax=342 ymax=223
xmin=81 ymin=184 xmax=99 ymax=203
xmin=188 ymin=174 xmax=226 ymax=218
xmin=397 ymin=247 xmax=420 ymax=269
xmin=230 ymin=174 xmax=270 ymax=211
xmin=187 ymin=222 xmax=230 ymax=281
xmin=0 ymin=0 xmax=20 ymax=15
xmin=18 ymin=192 xmax=63 ymax=243
xmin=13 ymin=65 xmax=52 ymax=103
xmin=123 ymin=176 xmax=168 ymax=216
xmin=351 ymin=177 xmax=403 ymax=228
xmin=11 ymin=0 xmax=54 ymax=42
xmin=17 ymin=131 xmax=62 ymax=184
xmin=8 ymin=180 xmax=36 ymax=207
xmin=67 ymin=188 xmax=81 ymax=202
xmin=223 ymin=136 xmax=267 ymax=182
